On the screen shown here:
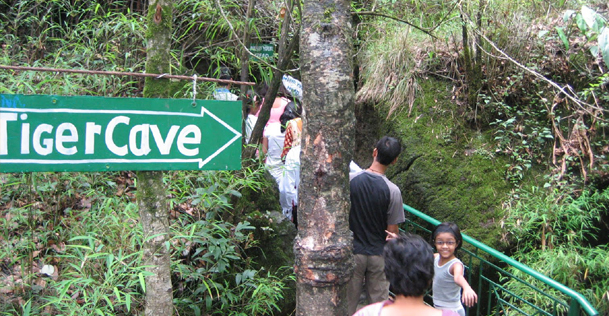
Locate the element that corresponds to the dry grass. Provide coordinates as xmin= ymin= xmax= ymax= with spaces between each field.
xmin=356 ymin=26 xmax=431 ymax=119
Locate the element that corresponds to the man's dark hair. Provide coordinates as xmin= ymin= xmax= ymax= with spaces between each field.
xmin=218 ymin=66 xmax=232 ymax=80
xmin=375 ymin=136 xmax=401 ymax=165
xmin=431 ymin=222 xmax=463 ymax=250
xmin=277 ymin=84 xmax=292 ymax=99
xmin=384 ymin=233 xmax=434 ymax=297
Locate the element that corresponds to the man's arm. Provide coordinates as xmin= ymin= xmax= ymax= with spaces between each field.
xmin=386 ymin=224 xmax=399 ymax=236
xmin=262 ymin=137 xmax=268 ymax=154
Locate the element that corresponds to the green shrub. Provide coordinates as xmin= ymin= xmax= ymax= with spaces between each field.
xmin=502 ymin=186 xmax=609 ymax=314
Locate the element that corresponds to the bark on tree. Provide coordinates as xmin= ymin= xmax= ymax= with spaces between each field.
xmin=294 ymin=0 xmax=355 ymax=315
xmin=137 ymin=1 xmax=174 ymax=315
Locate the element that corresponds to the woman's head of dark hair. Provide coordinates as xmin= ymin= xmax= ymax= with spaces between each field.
xmin=431 ymin=222 xmax=463 ymax=250
xmin=256 ymin=82 xmax=269 ymax=99
xmin=384 ymin=233 xmax=434 ymax=297
xmin=280 ymin=101 xmax=301 ymax=133
xmin=277 ymin=84 xmax=292 ymax=99
xmin=375 ymin=136 xmax=401 ymax=165
xmin=241 ymin=89 xmax=257 ymax=104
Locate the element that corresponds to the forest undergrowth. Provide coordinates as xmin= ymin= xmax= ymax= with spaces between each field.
xmin=0 ymin=168 xmax=290 ymax=315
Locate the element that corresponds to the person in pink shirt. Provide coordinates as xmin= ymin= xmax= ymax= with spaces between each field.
xmin=260 ymin=84 xmax=292 ymax=184
xmin=256 ymin=83 xmax=290 ymax=125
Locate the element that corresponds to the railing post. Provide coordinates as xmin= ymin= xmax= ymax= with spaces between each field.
xmin=477 ymin=258 xmax=483 ymax=316
xmin=568 ymin=299 xmax=581 ymax=316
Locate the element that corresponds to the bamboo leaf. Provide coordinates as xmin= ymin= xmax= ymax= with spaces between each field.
xmin=138 ymin=272 xmax=146 ymax=292
xmin=581 ymin=6 xmax=596 ymax=30
xmin=563 ymin=10 xmax=575 ymax=22
xmin=555 ymin=26 xmax=569 ymax=50
xmin=599 ymin=27 xmax=609 ymax=66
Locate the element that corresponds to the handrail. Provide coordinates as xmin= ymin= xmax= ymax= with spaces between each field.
xmin=402 ymin=204 xmax=599 ymax=316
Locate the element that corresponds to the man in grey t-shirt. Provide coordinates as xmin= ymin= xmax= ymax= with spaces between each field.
xmin=348 ymin=136 xmax=405 ymax=315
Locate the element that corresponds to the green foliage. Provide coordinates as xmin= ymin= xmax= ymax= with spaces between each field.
xmin=0 ymin=0 xmax=146 ymax=97
xmin=561 ymin=5 xmax=609 ymax=65
xmin=384 ymin=78 xmax=511 ymax=245
xmin=0 ymin=166 xmax=289 ymax=315
xmin=1 ymin=170 xmax=290 ymax=315
xmin=0 ymin=171 xmax=144 ymax=315
xmin=485 ymin=90 xmax=554 ymax=185
xmin=171 ymin=219 xmax=290 ymax=316
xmin=502 ymin=187 xmax=609 ymax=314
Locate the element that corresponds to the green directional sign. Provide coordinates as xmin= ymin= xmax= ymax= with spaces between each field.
xmin=249 ymin=43 xmax=274 ymax=60
xmin=0 ymin=94 xmax=242 ymax=172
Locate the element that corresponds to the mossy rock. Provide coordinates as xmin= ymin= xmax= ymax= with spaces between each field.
xmin=356 ymin=78 xmax=512 ymax=249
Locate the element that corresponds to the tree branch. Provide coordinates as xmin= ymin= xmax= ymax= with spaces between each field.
xmin=352 ymin=11 xmax=437 ymax=39
xmin=458 ymin=7 xmax=603 ymax=116
xmin=243 ymin=0 xmax=301 ymax=162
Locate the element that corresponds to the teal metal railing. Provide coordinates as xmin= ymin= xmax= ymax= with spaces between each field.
xmin=401 ymin=204 xmax=599 ymax=316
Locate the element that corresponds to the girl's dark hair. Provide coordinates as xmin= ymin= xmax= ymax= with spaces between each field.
xmin=280 ymin=101 xmax=302 ymax=133
xmin=384 ymin=233 xmax=434 ymax=297
xmin=431 ymin=222 xmax=463 ymax=250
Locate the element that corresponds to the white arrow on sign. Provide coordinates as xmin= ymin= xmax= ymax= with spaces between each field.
xmin=0 ymin=106 xmax=241 ymax=169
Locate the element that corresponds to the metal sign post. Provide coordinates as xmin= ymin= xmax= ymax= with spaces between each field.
xmin=0 ymin=94 xmax=242 ymax=172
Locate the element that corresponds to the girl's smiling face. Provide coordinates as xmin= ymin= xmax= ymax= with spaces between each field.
xmin=435 ymin=232 xmax=458 ymax=260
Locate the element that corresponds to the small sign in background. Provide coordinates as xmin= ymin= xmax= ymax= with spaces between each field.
xmin=249 ymin=43 xmax=275 ymax=61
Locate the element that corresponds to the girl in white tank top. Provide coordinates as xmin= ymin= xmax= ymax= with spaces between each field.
xmin=431 ymin=222 xmax=478 ymax=316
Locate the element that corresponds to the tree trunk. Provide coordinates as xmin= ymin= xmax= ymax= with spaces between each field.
xmin=137 ymin=1 xmax=174 ymax=315
xmin=294 ymin=0 xmax=355 ymax=315
xmin=240 ymin=0 xmax=255 ymax=148
xmin=243 ymin=0 xmax=300 ymax=162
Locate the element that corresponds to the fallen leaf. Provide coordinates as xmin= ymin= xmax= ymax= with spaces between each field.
xmin=35 ymin=278 xmax=47 ymax=288
xmin=79 ymin=198 xmax=92 ymax=210
xmin=51 ymin=242 xmax=66 ymax=253
xmin=0 ymin=286 xmax=13 ymax=294
xmin=50 ymin=265 xmax=59 ymax=281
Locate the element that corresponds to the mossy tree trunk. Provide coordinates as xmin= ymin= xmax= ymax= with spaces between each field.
xmin=294 ymin=0 xmax=355 ymax=315
xmin=137 ymin=1 xmax=174 ymax=315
